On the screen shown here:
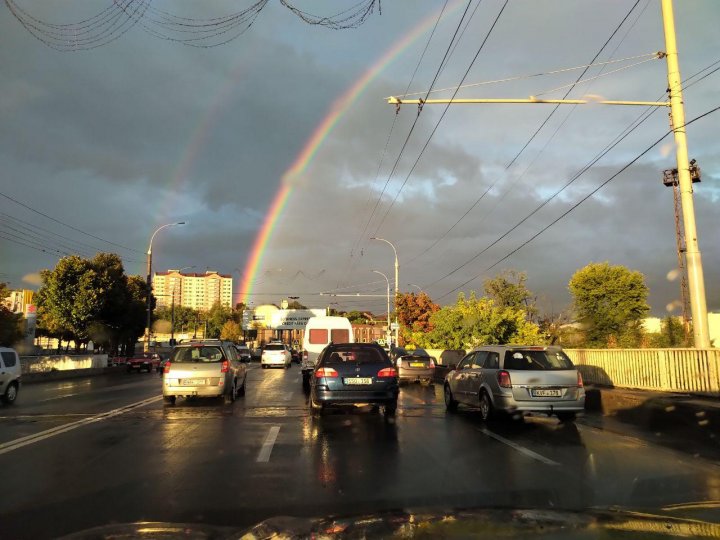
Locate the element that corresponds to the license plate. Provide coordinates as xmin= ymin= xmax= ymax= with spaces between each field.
xmin=532 ymin=389 xmax=562 ymax=397
xmin=344 ymin=377 xmax=372 ymax=385
xmin=182 ymin=379 xmax=205 ymax=386
xmin=410 ymin=362 xmax=426 ymax=368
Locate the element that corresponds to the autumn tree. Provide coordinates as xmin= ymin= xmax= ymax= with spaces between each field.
xmin=568 ymin=262 xmax=649 ymax=348
xmin=220 ymin=320 xmax=241 ymax=341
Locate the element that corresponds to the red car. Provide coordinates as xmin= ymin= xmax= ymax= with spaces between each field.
xmin=126 ymin=353 xmax=161 ymax=373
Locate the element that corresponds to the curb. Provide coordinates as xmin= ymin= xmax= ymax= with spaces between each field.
xmin=21 ymin=366 xmax=128 ymax=384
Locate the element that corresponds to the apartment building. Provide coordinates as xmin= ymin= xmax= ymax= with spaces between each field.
xmin=153 ymin=270 xmax=233 ymax=311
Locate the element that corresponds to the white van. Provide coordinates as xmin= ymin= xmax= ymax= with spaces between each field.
xmin=0 ymin=347 xmax=21 ymax=405
xmin=301 ymin=316 xmax=354 ymax=387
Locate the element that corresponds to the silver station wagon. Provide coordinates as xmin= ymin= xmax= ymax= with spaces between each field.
xmin=444 ymin=345 xmax=585 ymax=422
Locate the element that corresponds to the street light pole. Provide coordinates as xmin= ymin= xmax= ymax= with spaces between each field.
xmin=661 ymin=0 xmax=710 ymax=348
xmin=145 ymin=222 xmax=185 ymax=351
xmin=408 ymin=283 xmax=424 ymax=294
xmin=371 ymin=237 xmax=399 ymax=346
xmin=373 ymin=270 xmax=391 ymax=348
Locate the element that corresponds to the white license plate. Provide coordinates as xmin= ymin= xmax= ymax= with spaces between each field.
xmin=344 ymin=377 xmax=373 ymax=385
xmin=182 ymin=379 xmax=205 ymax=386
xmin=532 ymin=389 xmax=562 ymax=397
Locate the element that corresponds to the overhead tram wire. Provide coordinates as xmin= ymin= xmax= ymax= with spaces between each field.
xmin=352 ymin=0 xmax=476 ymax=258
xmin=436 ymin=104 xmax=720 ymax=300
xmin=408 ymin=0 xmax=648 ymax=267
xmin=422 ymin=56 xmax=720 ymax=292
xmin=503 ymin=0 xmax=642 ymax=171
xmin=340 ymin=0 xmax=451 ymax=288
xmin=372 ymin=0 xmax=510 ymax=236
xmin=0 ymin=191 xmax=142 ymax=254
xmin=0 ymin=233 xmax=73 ymax=257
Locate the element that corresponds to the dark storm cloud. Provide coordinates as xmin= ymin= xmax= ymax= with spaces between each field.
xmin=1 ymin=0 xmax=718 ymax=319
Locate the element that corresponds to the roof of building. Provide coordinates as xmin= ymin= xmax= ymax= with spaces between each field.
xmin=155 ymin=270 xmax=232 ymax=279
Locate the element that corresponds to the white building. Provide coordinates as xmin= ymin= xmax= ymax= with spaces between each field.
xmin=153 ymin=270 xmax=233 ymax=311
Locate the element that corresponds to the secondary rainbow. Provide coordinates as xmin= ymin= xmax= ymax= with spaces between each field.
xmin=239 ymin=0 xmax=464 ymax=303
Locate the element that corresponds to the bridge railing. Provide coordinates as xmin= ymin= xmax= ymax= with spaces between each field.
xmin=565 ymin=348 xmax=720 ymax=396
xmin=19 ymin=354 xmax=109 ymax=375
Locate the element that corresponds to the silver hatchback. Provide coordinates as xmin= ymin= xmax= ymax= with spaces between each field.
xmin=444 ymin=345 xmax=585 ymax=422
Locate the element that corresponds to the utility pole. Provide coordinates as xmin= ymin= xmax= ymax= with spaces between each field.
xmin=386 ymin=0 xmax=710 ymax=348
xmin=661 ymin=0 xmax=709 ymax=348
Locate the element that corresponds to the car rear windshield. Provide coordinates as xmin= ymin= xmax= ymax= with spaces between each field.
xmin=401 ymin=355 xmax=431 ymax=362
xmin=264 ymin=344 xmax=285 ymax=351
xmin=503 ymin=350 xmax=574 ymax=370
xmin=172 ymin=346 xmax=226 ymax=363
xmin=324 ymin=346 xmax=390 ymax=365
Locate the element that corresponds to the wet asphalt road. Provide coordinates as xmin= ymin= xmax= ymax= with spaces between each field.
xmin=1 ymin=364 xmax=719 ymax=539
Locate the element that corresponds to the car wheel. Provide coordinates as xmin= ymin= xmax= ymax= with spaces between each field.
xmin=557 ymin=412 xmax=576 ymax=423
xmin=479 ymin=391 xmax=494 ymax=422
xmin=310 ymin=394 xmax=325 ymax=416
xmin=2 ymin=382 xmax=19 ymax=405
xmin=224 ymin=381 xmax=236 ymax=404
xmin=444 ymin=384 xmax=458 ymax=412
xmin=237 ymin=378 xmax=246 ymax=397
xmin=163 ymin=395 xmax=176 ymax=405
xmin=384 ymin=401 xmax=397 ymax=416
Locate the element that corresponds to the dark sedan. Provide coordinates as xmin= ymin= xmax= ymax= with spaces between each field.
xmin=310 ymin=343 xmax=399 ymax=416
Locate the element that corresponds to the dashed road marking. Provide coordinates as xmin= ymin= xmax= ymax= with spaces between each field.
xmin=0 ymin=395 xmax=163 ymax=456
xmin=478 ymin=428 xmax=560 ymax=466
xmin=256 ymin=425 xmax=281 ymax=462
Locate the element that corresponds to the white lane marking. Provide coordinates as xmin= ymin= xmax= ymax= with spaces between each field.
xmin=0 ymin=395 xmax=162 ymax=456
xmin=256 ymin=425 xmax=281 ymax=462
xmin=478 ymin=428 xmax=560 ymax=466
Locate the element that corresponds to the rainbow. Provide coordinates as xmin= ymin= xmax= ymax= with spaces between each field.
xmin=238 ymin=0 xmax=464 ymax=303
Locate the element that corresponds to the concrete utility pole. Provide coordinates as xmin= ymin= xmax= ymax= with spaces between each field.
xmin=661 ymin=0 xmax=710 ymax=348
xmin=373 ymin=270 xmax=392 ymax=348
xmin=386 ymin=0 xmax=710 ymax=348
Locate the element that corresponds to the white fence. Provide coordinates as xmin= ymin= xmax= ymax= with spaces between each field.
xmin=566 ymin=348 xmax=720 ymax=396
xmin=20 ymin=354 xmax=108 ymax=375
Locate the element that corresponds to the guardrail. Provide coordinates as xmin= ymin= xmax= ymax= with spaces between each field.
xmin=565 ymin=348 xmax=720 ymax=396
xmin=20 ymin=354 xmax=108 ymax=375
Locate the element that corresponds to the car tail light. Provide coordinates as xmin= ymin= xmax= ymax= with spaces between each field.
xmin=577 ymin=371 xmax=584 ymax=388
xmin=315 ymin=367 xmax=338 ymax=378
xmin=220 ymin=360 xmax=229 ymax=373
xmin=377 ymin=367 xmax=397 ymax=378
xmin=163 ymin=361 xmax=171 ymax=374
xmin=302 ymin=350 xmax=308 ymax=361
xmin=428 ymin=359 xmax=435 ymax=369
xmin=497 ymin=370 xmax=512 ymax=388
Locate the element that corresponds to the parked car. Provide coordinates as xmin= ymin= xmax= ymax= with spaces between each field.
xmin=261 ymin=343 xmax=292 ymax=369
xmin=310 ymin=342 xmax=398 ymax=416
xmin=0 ymin=347 xmax=21 ymax=405
xmin=163 ymin=339 xmax=247 ymax=405
xmin=126 ymin=353 xmax=161 ymax=373
xmin=396 ymin=353 xmax=436 ymax=386
xmin=443 ymin=345 xmax=585 ymax=422
xmin=234 ymin=344 xmax=253 ymax=363
xmin=301 ymin=316 xmax=353 ymax=388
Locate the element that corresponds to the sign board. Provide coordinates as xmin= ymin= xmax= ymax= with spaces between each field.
xmin=242 ymin=308 xmax=327 ymax=330
xmin=390 ymin=322 xmax=399 ymax=331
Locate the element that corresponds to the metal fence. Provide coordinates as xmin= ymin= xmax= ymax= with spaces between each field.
xmin=566 ymin=348 xmax=720 ymax=396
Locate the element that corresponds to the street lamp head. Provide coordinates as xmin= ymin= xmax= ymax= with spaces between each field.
xmin=177 ymin=221 xmax=186 ymax=225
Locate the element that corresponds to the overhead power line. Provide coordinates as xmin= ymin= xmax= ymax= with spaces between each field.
xmin=436 ymin=103 xmax=720 ymax=300
xmin=0 ymin=190 xmax=142 ymax=254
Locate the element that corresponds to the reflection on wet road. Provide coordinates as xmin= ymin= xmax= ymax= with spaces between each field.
xmin=1 ymin=365 xmax=719 ymax=539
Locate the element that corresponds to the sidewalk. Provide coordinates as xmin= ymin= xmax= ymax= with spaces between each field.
xmin=584 ymin=385 xmax=720 ymax=460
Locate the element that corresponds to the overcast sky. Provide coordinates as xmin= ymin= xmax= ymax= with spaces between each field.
xmin=1 ymin=0 xmax=718 ymax=317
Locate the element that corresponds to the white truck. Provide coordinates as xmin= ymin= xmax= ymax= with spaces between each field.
xmin=301 ymin=316 xmax=354 ymax=388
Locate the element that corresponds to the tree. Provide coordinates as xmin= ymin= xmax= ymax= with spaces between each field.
xmin=154 ymin=305 xmax=198 ymax=334
xmin=220 ymin=320 xmax=241 ymax=341
xmin=205 ymin=302 xmax=233 ymax=338
xmin=484 ymin=270 xmax=537 ymax=320
xmin=414 ymin=292 xmax=545 ymax=349
xmin=568 ymin=262 xmax=650 ymax=348
xmin=286 ymin=300 xmax=307 ymax=309
xmin=395 ymin=292 xmax=440 ymax=346
xmin=647 ymin=316 xmax=690 ymax=348
xmin=345 ymin=311 xmax=368 ymax=324
xmin=0 ymin=283 xmax=23 ymax=347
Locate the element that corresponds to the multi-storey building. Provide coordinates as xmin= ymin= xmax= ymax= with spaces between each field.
xmin=153 ymin=270 xmax=232 ymax=311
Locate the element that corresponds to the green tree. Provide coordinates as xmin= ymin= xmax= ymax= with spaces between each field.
xmin=484 ymin=270 xmax=537 ymax=320
xmin=0 ymin=283 xmax=24 ymax=347
xmin=345 ymin=311 xmax=368 ymax=324
xmin=647 ymin=316 xmax=689 ymax=348
xmin=568 ymin=262 xmax=650 ymax=348
xmin=205 ymin=302 xmax=233 ymax=338
xmin=220 ymin=320 xmax=241 ymax=341
xmin=154 ymin=305 xmax=198 ymax=334
xmin=415 ymin=292 xmax=545 ymax=349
